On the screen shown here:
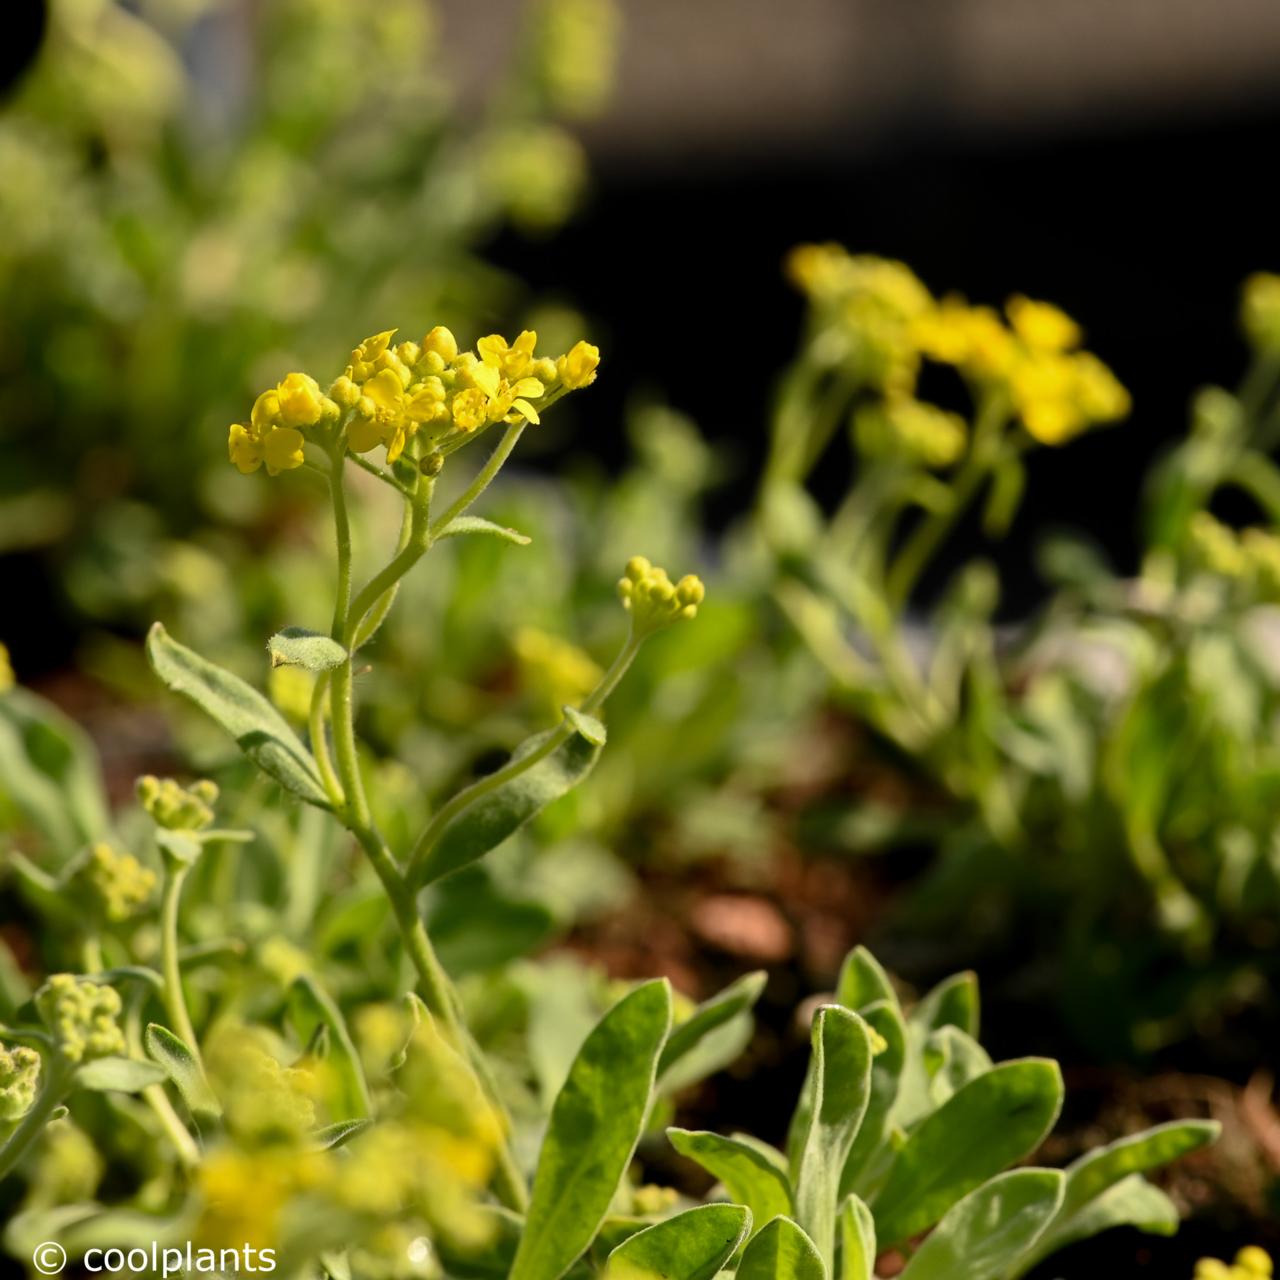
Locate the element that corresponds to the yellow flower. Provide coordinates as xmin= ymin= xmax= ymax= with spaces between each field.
xmin=451 ymin=387 xmax=490 ymax=432
xmin=348 ymin=329 xmax=398 ymax=381
xmin=227 ymin=385 xmax=308 ymax=475
xmin=913 ymin=299 xmax=1015 ymax=377
xmin=275 ymin=372 xmax=325 ymax=428
xmin=557 ymin=339 xmax=600 ymax=389
xmin=1006 ymin=295 xmax=1082 ymax=352
xmin=1010 ymin=349 xmax=1129 ymax=445
xmin=478 ymin=329 xmax=538 ymax=380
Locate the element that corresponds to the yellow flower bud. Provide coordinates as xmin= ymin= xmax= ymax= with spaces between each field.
xmin=1237 ymin=1247 xmax=1274 ymax=1277
xmin=396 ymin=340 xmax=421 ymax=367
xmin=556 ymin=340 xmax=600 ymax=390
xmin=422 ymin=325 xmax=459 ymax=363
xmin=0 ymin=1042 xmax=40 ymax=1120
xmin=617 ymin=556 xmax=705 ymax=633
xmin=1006 ymin=295 xmax=1082 ymax=352
xmin=329 ymin=375 xmax=361 ymax=409
xmin=0 ymin=643 xmax=12 ymax=694
xmin=1242 ymin=273 xmax=1280 ymax=353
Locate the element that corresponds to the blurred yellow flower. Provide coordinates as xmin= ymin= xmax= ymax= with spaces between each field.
xmin=1006 ymin=295 xmax=1082 ymax=352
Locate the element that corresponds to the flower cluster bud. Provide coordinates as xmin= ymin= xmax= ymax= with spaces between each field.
xmin=35 ymin=975 xmax=126 ymax=1063
xmin=137 ymin=775 xmax=219 ymax=832
xmin=0 ymin=1041 xmax=40 ymax=1119
xmin=76 ymin=842 xmax=157 ymax=923
xmin=617 ymin=556 xmax=705 ymax=635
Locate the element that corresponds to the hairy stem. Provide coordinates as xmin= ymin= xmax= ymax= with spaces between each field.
xmin=160 ymin=863 xmax=201 ymax=1063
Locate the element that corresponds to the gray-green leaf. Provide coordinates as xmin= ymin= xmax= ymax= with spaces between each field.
xmin=267 ymin=627 xmax=348 ymax=673
xmin=510 ymin=980 xmax=673 ymax=1280
xmin=658 ymin=971 xmax=767 ymax=1085
xmin=146 ymin=623 xmax=330 ymax=809
xmin=835 ymin=947 xmax=896 ymax=1014
xmin=1014 ymin=1120 xmax=1218 ymax=1274
xmin=435 ymin=516 xmax=532 ymax=545
xmin=792 ymin=1007 xmax=874 ymax=1271
xmin=736 ymin=1217 xmax=826 ymax=1280
xmin=604 ymin=1204 xmax=751 ymax=1280
xmin=871 ymin=1058 xmax=1063 ymax=1246
xmin=76 ymin=1056 xmax=168 ymax=1093
xmin=668 ymin=1129 xmax=792 ymax=1232
xmin=838 ymin=1196 xmax=876 ymax=1280
xmin=413 ymin=717 xmax=605 ymax=887
xmin=898 ymin=1169 xmax=1065 ymax=1280
xmin=287 ymin=975 xmax=371 ymax=1120
xmin=144 ymin=1024 xmax=221 ymax=1119
xmin=840 ymin=999 xmax=906 ymax=1198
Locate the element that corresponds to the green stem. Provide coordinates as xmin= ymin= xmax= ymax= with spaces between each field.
xmin=428 ymin=420 xmax=526 ymax=540
xmin=309 ymin=671 xmax=344 ymax=809
xmin=407 ymin=631 xmax=641 ymax=888
xmin=123 ymin=1006 xmax=201 ymax=1168
xmin=160 ymin=862 xmax=201 ymax=1062
xmin=81 ymin=934 xmax=104 ymax=974
xmin=885 ymin=397 xmax=1007 ymax=612
xmin=0 ymin=1059 xmax=70 ymax=1180
xmin=331 ymin=454 xmax=354 ymax=638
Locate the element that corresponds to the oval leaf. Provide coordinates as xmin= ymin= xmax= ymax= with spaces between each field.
xmin=146 ymin=623 xmax=330 ymax=809
xmin=838 ymin=1196 xmax=876 ymax=1280
xmin=268 ymin=627 xmax=348 ymax=673
xmin=835 ymin=947 xmax=897 ymax=1014
xmin=792 ymin=1007 xmax=874 ymax=1270
xmin=898 ymin=1169 xmax=1065 ymax=1280
xmin=435 ymin=515 xmax=532 ymax=545
xmin=605 ymin=1204 xmax=751 ymax=1280
xmin=658 ymin=971 xmax=766 ymax=1084
xmin=737 ymin=1217 xmax=826 ymax=1280
xmin=668 ymin=1129 xmax=792 ymax=1232
xmin=839 ymin=999 xmax=906 ymax=1198
xmin=510 ymin=980 xmax=673 ymax=1280
xmin=144 ymin=1024 xmax=221 ymax=1119
xmin=872 ymin=1058 xmax=1063 ymax=1247
xmin=414 ymin=719 xmax=604 ymax=887
xmin=76 ymin=1056 xmax=168 ymax=1094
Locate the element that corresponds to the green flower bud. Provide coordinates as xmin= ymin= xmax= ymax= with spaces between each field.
xmin=35 ymin=975 xmax=126 ymax=1064
xmin=617 ymin=556 xmax=705 ymax=635
xmin=136 ymin=775 xmax=218 ymax=831
xmin=0 ymin=1042 xmax=41 ymax=1120
xmin=75 ymin=842 xmax=157 ymax=924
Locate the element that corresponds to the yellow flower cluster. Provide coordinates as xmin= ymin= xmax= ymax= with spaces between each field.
xmin=617 ymin=556 xmax=705 ymax=636
xmin=1195 ymin=1246 xmax=1274 ymax=1280
xmin=76 ymin=842 xmax=157 ymax=924
xmin=915 ymin=292 xmax=1129 ymax=445
xmin=787 ymin=244 xmax=931 ymax=394
xmin=854 ymin=397 xmax=966 ymax=468
xmin=1242 ymin=272 xmax=1280 ymax=353
xmin=786 ymin=243 xmax=1130 ymax=448
xmin=228 ymin=326 xmax=600 ymax=475
xmin=1188 ymin=512 xmax=1280 ymax=598
xmin=35 ymin=975 xmax=126 ymax=1063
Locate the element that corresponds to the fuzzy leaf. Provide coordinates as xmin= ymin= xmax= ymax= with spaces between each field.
xmin=604 ymin=1204 xmax=751 ymax=1280
xmin=510 ymin=981 xmax=672 ymax=1280
xmin=146 ymin=623 xmax=330 ymax=809
xmin=267 ymin=627 xmax=348 ymax=673
xmin=1015 ymin=1120 xmax=1218 ymax=1273
xmin=76 ymin=1056 xmax=168 ymax=1093
xmin=314 ymin=1119 xmax=373 ymax=1150
xmin=414 ymin=716 xmax=605 ymax=886
xmin=144 ymin=1024 xmax=221 ymax=1119
xmin=835 ymin=947 xmax=897 ymax=1014
xmin=435 ymin=516 xmax=532 ymax=545
xmin=792 ymin=1007 xmax=874 ymax=1270
xmin=872 ymin=1058 xmax=1063 ymax=1247
xmin=898 ymin=1169 xmax=1065 ymax=1280
xmin=658 ymin=970 xmax=767 ymax=1084
xmin=287 ymin=974 xmax=372 ymax=1120
xmin=838 ymin=1196 xmax=876 ymax=1280
xmin=668 ymin=1129 xmax=793 ymax=1232
xmin=736 ymin=1217 xmax=826 ymax=1280
xmin=839 ymin=999 xmax=906 ymax=1197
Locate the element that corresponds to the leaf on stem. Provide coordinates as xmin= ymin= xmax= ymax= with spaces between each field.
xmin=267 ymin=627 xmax=348 ymax=673
xmin=146 ymin=623 xmax=331 ymax=809
xmin=434 ymin=516 xmax=532 ymax=546
xmin=76 ymin=1056 xmax=168 ymax=1094
xmin=603 ymin=1203 xmax=752 ymax=1280
xmin=144 ymin=1023 xmax=221 ymax=1119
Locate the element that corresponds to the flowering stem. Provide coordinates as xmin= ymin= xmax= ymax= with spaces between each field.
xmin=124 ymin=1006 xmax=201 ymax=1168
xmin=428 ymin=420 xmax=526 ymax=540
xmin=885 ymin=396 xmax=1007 ymax=612
xmin=160 ymin=862 xmax=202 ymax=1065
xmin=322 ymin=459 xmax=528 ymax=1212
xmin=406 ymin=630 xmax=642 ymax=890
xmin=0 ymin=1058 xmax=71 ymax=1181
